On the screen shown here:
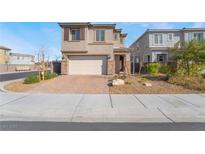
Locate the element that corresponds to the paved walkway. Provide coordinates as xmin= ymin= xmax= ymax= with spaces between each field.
xmin=0 ymin=92 xmax=205 ymax=122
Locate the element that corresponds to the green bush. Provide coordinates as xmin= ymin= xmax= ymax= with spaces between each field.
xmin=24 ymin=74 xmax=39 ymax=84
xmin=147 ymin=63 xmax=160 ymax=76
xmin=202 ymin=73 xmax=205 ymax=78
xmin=159 ymin=64 xmax=171 ymax=74
xmin=44 ymin=72 xmax=58 ymax=80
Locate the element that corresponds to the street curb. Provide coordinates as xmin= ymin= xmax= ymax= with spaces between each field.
xmin=0 ymin=79 xmax=24 ymax=93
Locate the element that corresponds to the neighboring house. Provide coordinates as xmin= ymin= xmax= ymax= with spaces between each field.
xmin=9 ymin=52 xmax=35 ymax=65
xmin=0 ymin=46 xmax=11 ymax=64
xmin=130 ymin=28 xmax=205 ymax=72
xmin=59 ymin=22 xmax=131 ymax=75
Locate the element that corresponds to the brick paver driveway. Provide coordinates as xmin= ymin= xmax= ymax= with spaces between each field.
xmin=30 ymin=75 xmax=109 ymax=94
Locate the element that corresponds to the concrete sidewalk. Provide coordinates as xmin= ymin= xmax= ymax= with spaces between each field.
xmin=0 ymin=92 xmax=205 ymax=122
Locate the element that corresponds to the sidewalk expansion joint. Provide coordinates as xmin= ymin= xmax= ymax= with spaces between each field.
xmin=70 ymin=94 xmax=84 ymax=122
xmin=109 ymin=94 xmax=114 ymax=108
xmin=0 ymin=95 xmax=29 ymax=108
xmin=173 ymin=95 xmax=199 ymax=108
xmin=157 ymin=107 xmax=175 ymax=123
xmin=133 ymin=95 xmax=147 ymax=109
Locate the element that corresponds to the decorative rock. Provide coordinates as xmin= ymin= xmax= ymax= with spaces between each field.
xmin=143 ymin=82 xmax=152 ymax=87
xmin=112 ymin=79 xmax=125 ymax=86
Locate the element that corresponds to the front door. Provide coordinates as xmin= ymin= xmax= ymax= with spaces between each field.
xmin=119 ymin=55 xmax=124 ymax=71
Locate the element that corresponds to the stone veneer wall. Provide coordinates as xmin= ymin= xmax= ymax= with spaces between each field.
xmin=125 ymin=61 xmax=131 ymax=75
xmin=107 ymin=60 xmax=114 ymax=75
xmin=61 ymin=60 xmax=68 ymax=75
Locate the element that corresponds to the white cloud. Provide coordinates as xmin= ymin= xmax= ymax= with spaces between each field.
xmin=192 ymin=22 xmax=205 ymax=28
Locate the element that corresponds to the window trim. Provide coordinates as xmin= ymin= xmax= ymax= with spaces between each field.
xmin=167 ymin=33 xmax=173 ymax=41
xmin=95 ymin=29 xmax=105 ymax=42
xmin=193 ymin=32 xmax=204 ymax=41
xmin=157 ymin=54 xmax=166 ymax=63
xmin=114 ymin=33 xmax=118 ymax=41
xmin=153 ymin=33 xmax=163 ymax=45
xmin=71 ymin=29 xmax=80 ymax=41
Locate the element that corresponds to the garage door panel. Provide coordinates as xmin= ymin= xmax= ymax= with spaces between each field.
xmin=69 ymin=56 xmax=107 ymax=75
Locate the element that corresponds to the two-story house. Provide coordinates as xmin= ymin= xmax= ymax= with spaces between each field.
xmin=130 ymin=28 xmax=205 ymax=72
xmin=9 ymin=52 xmax=35 ymax=65
xmin=59 ymin=23 xmax=131 ymax=75
xmin=0 ymin=46 xmax=11 ymax=64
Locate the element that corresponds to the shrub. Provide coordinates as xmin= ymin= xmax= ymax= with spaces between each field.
xmin=168 ymin=76 xmax=205 ymax=91
xmin=159 ymin=64 xmax=171 ymax=74
xmin=44 ymin=72 xmax=58 ymax=80
xmin=117 ymin=73 xmax=127 ymax=80
xmin=202 ymin=73 xmax=205 ymax=78
xmin=138 ymin=77 xmax=149 ymax=83
xmin=147 ymin=63 xmax=160 ymax=76
xmin=24 ymin=74 xmax=39 ymax=84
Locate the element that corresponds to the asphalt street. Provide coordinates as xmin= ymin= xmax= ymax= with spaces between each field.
xmin=1 ymin=121 xmax=205 ymax=131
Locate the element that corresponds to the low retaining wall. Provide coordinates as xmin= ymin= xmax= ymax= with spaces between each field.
xmin=0 ymin=71 xmax=38 ymax=82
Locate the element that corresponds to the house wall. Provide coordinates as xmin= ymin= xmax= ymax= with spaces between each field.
xmin=9 ymin=55 xmax=34 ymax=65
xmin=130 ymin=33 xmax=149 ymax=64
xmin=130 ymin=29 xmax=205 ymax=65
xmin=0 ymin=49 xmax=10 ymax=64
xmin=60 ymin=24 xmax=130 ymax=75
xmin=184 ymin=31 xmax=205 ymax=41
xmin=149 ymin=32 xmax=181 ymax=48
xmin=113 ymin=32 xmax=124 ymax=48
xmin=61 ymin=27 xmax=89 ymax=51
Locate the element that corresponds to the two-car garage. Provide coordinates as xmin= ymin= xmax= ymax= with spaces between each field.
xmin=68 ymin=55 xmax=107 ymax=75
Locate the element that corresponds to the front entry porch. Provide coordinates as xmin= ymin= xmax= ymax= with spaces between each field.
xmin=115 ymin=55 xmax=125 ymax=74
xmin=113 ymin=47 xmax=131 ymax=75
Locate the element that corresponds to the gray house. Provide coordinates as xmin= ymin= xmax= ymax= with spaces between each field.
xmin=130 ymin=28 xmax=205 ymax=72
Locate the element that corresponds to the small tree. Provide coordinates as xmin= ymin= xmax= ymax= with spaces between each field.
xmin=171 ymin=40 xmax=205 ymax=77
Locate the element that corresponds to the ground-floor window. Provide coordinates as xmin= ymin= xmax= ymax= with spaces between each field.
xmin=157 ymin=54 xmax=166 ymax=63
xmin=144 ymin=55 xmax=151 ymax=63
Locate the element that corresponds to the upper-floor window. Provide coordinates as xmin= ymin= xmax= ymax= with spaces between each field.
xmin=193 ymin=32 xmax=204 ymax=41
xmin=154 ymin=34 xmax=163 ymax=45
xmin=71 ymin=29 xmax=80 ymax=41
xmin=167 ymin=33 xmax=173 ymax=41
xmin=96 ymin=30 xmax=105 ymax=42
xmin=114 ymin=33 xmax=118 ymax=40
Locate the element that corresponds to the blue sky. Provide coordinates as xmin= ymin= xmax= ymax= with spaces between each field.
xmin=0 ymin=22 xmax=205 ymax=60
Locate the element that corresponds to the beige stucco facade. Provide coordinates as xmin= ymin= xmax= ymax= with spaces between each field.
xmin=0 ymin=47 xmax=11 ymax=64
xmin=59 ymin=23 xmax=131 ymax=75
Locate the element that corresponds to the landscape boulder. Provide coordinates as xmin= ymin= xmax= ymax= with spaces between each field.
xmin=143 ymin=82 xmax=152 ymax=87
xmin=112 ymin=79 xmax=125 ymax=86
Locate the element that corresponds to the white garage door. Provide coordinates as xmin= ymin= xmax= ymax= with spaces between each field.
xmin=69 ymin=56 xmax=107 ymax=75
